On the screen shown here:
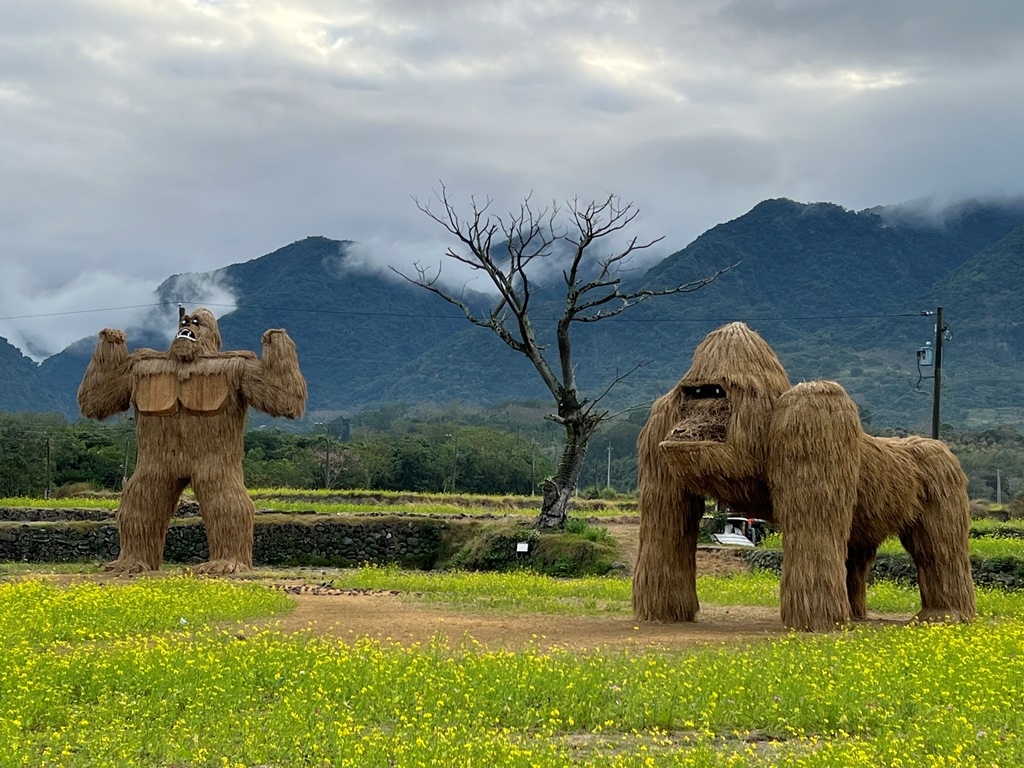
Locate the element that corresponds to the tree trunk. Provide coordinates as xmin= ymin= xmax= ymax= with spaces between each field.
xmin=536 ymin=416 xmax=593 ymax=528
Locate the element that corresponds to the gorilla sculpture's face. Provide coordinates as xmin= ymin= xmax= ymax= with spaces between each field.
xmin=658 ymin=380 xmax=748 ymax=494
xmin=653 ymin=322 xmax=791 ymax=512
xmin=170 ymin=308 xmax=222 ymax=362
xmin=665 ymin=383 xmax=731 ymax=444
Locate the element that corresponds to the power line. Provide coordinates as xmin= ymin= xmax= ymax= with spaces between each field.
xmin=0 ymin=300 xmax=925 ymax=325
xmin=0 ymin=304 xmax=167 ymax=321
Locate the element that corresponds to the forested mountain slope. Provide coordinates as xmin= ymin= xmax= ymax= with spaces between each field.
xmin=13 ymin=197 xmax=1024 ymax=430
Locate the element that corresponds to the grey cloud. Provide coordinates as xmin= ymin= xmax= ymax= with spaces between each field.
xmin=3 ymin=0 xmax=1024 ymax=359
xmin=628 ymin=132 xmax=783 ymax=190
xmin=0 ymin=269 xmax=157 ymax=361
xmin=714 ymin=0 xmax=1024 ymax=68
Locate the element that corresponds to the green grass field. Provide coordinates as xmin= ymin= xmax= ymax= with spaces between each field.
xmin=2 ymin=569 xmax=1023 ymax=767
xmin=0 ymin=489 xmax=637 ymax=519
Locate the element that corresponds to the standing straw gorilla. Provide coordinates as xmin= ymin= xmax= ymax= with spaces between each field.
xmin=633 ymin=322 xmax=975 ymax=631
xmin=78 ymin=307 xmax=307 ymax=574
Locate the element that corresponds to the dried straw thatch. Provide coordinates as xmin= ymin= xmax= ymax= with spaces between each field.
xmin=633 ymin=322 xmax=975 ymax=631
xmin=633 ymin=386 xmax=706 ymax=622
xmin=77 ymin=308 xmax=308 ymax=575
xmin=766 ymin=380 xmax=861 ymax=630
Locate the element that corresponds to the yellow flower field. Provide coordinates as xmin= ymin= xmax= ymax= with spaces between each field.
xmin=1 ymin=571 xmax=1023 ymax=767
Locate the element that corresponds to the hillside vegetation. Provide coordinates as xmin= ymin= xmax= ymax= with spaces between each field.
xmin=4 ymin=196 xmax=1024 ymax=430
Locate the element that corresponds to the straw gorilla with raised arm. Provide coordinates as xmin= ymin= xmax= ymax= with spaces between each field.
xmin=632 ymin=322 xmax=975 ymax=631
xmin=77 ymin=307 xmax=307 ymax=574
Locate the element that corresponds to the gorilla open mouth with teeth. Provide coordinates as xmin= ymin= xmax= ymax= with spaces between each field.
xmin=170 ymin=307 xmax=222 ymax=362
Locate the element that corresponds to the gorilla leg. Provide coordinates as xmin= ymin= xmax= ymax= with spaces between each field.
xmin=767 ymin=382 xmax=861 ymax=631
xmin=899 ymin=442 xmax=975 ymax=623
xmin=899 ymin=518 xmax=975 ymax=623
xmin=633 ymin=493 xmax=705 ymax=621
xmin=105 ymin=471 xmax=187 ymax=573
xmin=846 ymin=543 xmax=877 ymax=620
xmin=192 ymin=471 xmax=255 ymax=574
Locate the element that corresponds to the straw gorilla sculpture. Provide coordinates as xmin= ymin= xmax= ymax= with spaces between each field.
xmin=633 ymin=322 xmax=975 ymax=631
xmin=77 ymin=308 xmax=307 ymax=575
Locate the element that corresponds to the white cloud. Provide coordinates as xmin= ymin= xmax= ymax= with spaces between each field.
xmin=0 ymin=268 xmax=158 ymax=360
xmin=142 ymin=269 xmax=240 ymax=339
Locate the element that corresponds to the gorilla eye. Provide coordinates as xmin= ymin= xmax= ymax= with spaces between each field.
xmin=683 ymin=385 xmax=726 ymax=399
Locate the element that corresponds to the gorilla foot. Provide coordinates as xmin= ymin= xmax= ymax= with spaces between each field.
xmin=194 ymin=559 xmax=251 ymax=575
xmin=102 ymin=558 xmax=154 ymax=575
xmin=911 ymin=607 xmax=969 ymax=624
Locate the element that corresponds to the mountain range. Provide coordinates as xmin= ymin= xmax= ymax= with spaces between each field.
xmin=5 ymin=196 xmax=1024 ymax=431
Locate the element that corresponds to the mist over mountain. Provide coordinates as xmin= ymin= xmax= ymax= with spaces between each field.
xmin=8 ymin=196 xmax=1024 ymax=432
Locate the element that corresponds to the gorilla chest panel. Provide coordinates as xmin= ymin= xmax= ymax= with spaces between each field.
xmin=135 ymin=373 xmax=231 ymax=415
xmin=135 ymin=374 xmax=178 ymax=416
xmin=179 ymin=374 xmax=230 ymax=414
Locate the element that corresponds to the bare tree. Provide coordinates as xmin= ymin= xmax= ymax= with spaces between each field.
xmin=395 ymin=185 xmax=730 ymax=528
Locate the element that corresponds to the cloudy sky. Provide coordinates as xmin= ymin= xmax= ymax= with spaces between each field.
xmin=4 ymin=0 xmax=1024 ymax=359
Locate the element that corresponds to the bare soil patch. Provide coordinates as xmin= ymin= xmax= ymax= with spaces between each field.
xmin=246 ymin=591 xmax=789 ymax=651
xmin=240 ymin=549 xmax=786 ymax=651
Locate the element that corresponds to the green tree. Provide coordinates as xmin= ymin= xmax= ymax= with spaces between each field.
xmin=347 ymin=436 xmax=399 ymax=490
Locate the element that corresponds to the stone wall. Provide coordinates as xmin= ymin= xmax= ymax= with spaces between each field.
xmin=0 ymin=510 xmax=455 ymax=569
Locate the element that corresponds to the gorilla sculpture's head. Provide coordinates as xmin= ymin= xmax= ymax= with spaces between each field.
xmin=658 ymin=322 xmax=791 ymax=508
xmin=170 ymin=307 xmax=222 ymax=362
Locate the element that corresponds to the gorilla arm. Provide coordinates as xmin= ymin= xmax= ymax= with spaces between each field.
xmin=632 ymin=389 xmax=705 ymax=622
xmin=241 ymin=329 xmax=308 ymax=419
xmin=77 ymin=328 xmax=133 ymax=420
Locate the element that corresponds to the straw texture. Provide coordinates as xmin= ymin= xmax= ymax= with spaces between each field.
xmin=766 ymin=381 xmax=861 ymax=630
xmin=633 ymin=322 xmax=975 ymax=630
xmin=77 ymin=308 xmax=308 ymax=574
xmin=633 ymin=386 xmax=705 ymax=621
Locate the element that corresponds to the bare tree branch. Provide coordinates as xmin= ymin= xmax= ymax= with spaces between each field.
xmin=572 ymin=263 xmax=737 ymax=323
xmin=583 ymin=359 xmax=647 ymax=416
xmin=399 ymin=184 xmax=729 ymax=527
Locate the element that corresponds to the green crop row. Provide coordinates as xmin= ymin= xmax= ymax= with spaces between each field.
xmin=0 ymin=492 xmax=637 ymax=519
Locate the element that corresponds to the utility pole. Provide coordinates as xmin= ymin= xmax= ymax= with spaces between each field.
xmin=997 ymin=469 xmax=1002 ymax=506
xmin=324 ymin=422 xmax=331 ymax=489
xmin=921 ymin=306 xmax=946 ymax=440
xmin=122 ymin=438 xmax=131 ymax=490
xmin=931 ymin=306 xmax=944 ymax=440
xmin=450 ymin=432 xmax=458 ymax=492
xmin=606 ymin=445 xmax=612 ymax=489
xmin=315 ymin=422 xmax=331 ymax=489
xmin=45 ymin=435 xmax=51 ymax=500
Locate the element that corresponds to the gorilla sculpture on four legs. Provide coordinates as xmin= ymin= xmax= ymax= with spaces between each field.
xmin=632 ymin=322 xmax=975 ymax=631
xmin=77 ymin=307 xmax=307 ymax=575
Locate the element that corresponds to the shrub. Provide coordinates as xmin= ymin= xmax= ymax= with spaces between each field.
xmin=970 ymin=498 xmax=994 ymax=520
xmin=563 ymin=518 xmax=613 ymax=543
xmin=52 ymin=482 xmax=104 ymax=499
xmin=440 ymin=520 xmax=620 ymax=577
xmin=1007 ymin=496 xmax=1024 ymax=520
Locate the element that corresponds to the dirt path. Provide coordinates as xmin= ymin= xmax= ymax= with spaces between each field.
xmin=239 ymin=549 xmax=788 ymax=651
xmin=246 ymin=591 xmax=789 ymax=651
